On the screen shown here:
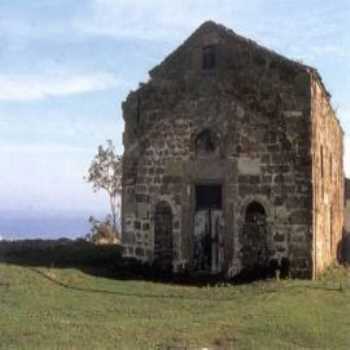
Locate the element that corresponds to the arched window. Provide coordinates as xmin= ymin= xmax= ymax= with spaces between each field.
xmin=153 ymin=201 xmax=173 ymax=272
xmin=245 ymin=202 xmax=266 ymax=224
xmin=195 ymin=129 xmax=219 ymax=158
xmin=240 ymin=201 xmax=269 ymax=273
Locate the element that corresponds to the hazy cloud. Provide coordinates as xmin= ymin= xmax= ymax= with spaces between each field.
xmin=0 ymin=144 xmax=90 ymax=154
xmin=0 ymin=72 xmax=124 ymax=101
xmin=0 ymin=143 xmax=109 ymax=214
xmin=74 ymin=0 xmax=263 ymax=42
xmin=73 ymin=0 xmax=350 ymax=68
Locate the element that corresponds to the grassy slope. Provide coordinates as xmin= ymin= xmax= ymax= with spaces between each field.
xmin=0 ymin=263 xmax=350 ymax=350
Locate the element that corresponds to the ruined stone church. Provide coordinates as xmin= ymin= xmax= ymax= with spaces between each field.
xmin=121 ymin=21 xmax=344 ymax=279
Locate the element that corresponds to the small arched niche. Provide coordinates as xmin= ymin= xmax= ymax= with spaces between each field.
xmin=194 ymin=129 xmax=220 ymax=158
xmin=153 ymin=201 xmax=173 ymax=272
xmin=240 ymin=201 xmax=269 ymax=275
xmin=245 ymin=201 xmax=266 ymax=225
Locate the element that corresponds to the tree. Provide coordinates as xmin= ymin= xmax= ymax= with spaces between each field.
xmin=86 ymin=140 xmax=122 ymax=239
xmin=86 ymin=215 xmax=118 ymax=244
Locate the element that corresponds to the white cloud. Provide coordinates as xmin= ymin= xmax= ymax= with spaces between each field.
xmin=74 ymin=0 xmax=263 ymax=42
xmin=335 ymin=105 xmax=350 ymax=176
xmin=73 ymin=0 xmax=350 ymax=70
xmin=0 ymin=144 xmax=90 ymax=154
xmin=289 ymin=44 xmax=350 ymax=63
xmin=310 ymin=45 xmax=349 ymax=59
xmin=0 ymin=72 xmax=125 ymax=101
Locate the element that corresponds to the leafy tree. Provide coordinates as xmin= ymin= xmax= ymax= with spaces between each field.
xmin=86 ymin=215 xmax=118 ymax=244
xmin=86 ymin=140 xmax=122 ymax=239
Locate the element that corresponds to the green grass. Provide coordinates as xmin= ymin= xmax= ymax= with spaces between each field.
xmin=1 ymin=262 xmax=350 ymax=349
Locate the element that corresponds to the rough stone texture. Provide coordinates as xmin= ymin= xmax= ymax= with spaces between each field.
xmin=121 ymin=21 xmax=344 ymax=279
xmin=311 ymin=78 xmax=344 ymax=277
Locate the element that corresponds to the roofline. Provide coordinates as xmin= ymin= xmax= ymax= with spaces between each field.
xmin=150 ymin=20 xmax=317 ymax=76
xmin=148 ymin=20 xmax=342 ymax=133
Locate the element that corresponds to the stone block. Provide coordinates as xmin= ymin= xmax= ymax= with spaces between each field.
xmin=134 ymin=221 xmax=141 ymax=230
xmin=137 ymin=203 xmax=149 ymax=219
xmin=274 ymin=233 xmax=285 ymax=242
xmin=123 ymin=232 xmax=136 ymax=245
xmin=165 ymin=160 xmax=185 ymax=177
xmin=289 ymin=210 xmax=311 ymax=225
xmin=135 ymin=247 xmax=145 ymax=257
xmin=238 ymin=157 xmax=261 ymax=175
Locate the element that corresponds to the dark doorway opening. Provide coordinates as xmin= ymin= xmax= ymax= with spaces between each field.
xmin=193 ymin=185 xmax=224 ymax=273
xmin=195 ymin=185 xmax=222 ymax=210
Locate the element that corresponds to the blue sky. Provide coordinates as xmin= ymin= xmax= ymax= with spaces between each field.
xmin=0 ymin=1 xmax=349 ymax=237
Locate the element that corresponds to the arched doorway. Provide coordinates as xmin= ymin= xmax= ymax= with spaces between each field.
xmin=240 ymin=201 xmax=269 ymax=275
xmin=154 ymin=201 xmax=173 ymax=272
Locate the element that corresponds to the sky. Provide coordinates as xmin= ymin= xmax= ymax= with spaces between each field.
xmin=0 ymin=1 xmax=349 ymax=238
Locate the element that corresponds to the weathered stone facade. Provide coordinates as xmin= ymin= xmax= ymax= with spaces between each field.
xmin=121 ymin=21 xmax=344 ymax=279
xmin=311 ymin=79 xmax=344 ymax=275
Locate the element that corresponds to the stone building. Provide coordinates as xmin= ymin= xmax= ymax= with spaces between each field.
xmin=121 ymin=21 xmax=344 ymax=279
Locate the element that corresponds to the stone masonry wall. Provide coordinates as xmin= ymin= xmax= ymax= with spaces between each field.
xmin=311 ymin=76 xmax=344 ymax=277
xmin=122 ymin=22 xmax=319 ymax=278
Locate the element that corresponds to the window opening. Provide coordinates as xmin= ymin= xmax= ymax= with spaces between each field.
xmin=202 ymin=46 xmax=216 ymax=70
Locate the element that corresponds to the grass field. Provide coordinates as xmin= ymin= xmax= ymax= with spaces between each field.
xmin=1 ymin=259 xmax=350 ymax=350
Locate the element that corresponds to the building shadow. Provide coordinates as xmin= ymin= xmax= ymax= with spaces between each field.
xmin=340 ymin=231 xmax=350 ymax=265
xmin=0 ymin=239 xmax=272 ymax=287
xmin=0 ymin=239 xmax=123 ymax=277
xmin=1 ymin=239 xmax=349 ymax=295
